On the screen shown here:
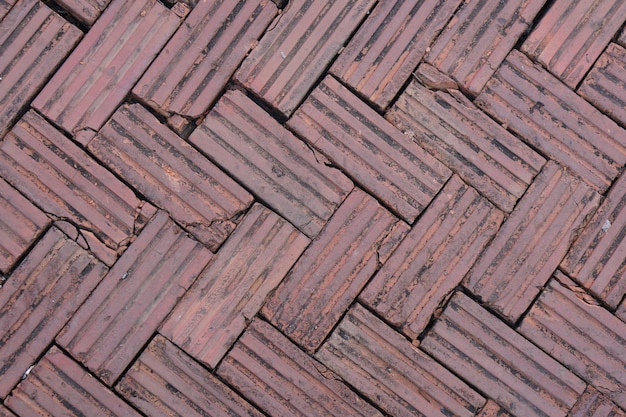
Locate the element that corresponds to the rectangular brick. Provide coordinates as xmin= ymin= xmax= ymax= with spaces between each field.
xmin=117 ymin=334 xmax=263 ymax=417
xmin=569 ymin=386 xmax=626 ymax=417
xmin=522 ymin=0 xmax=626 ymax=88
xmin=0 ymin=227 xmax=107 ymax=398
xmin=330 ymin=0 xmax=461 ymax=109
xmin=476 ymin=400 xmax=514 ymax=417
xmin=190 ymin=89 xmax=353 ymax=238
xmin=360 ymin=175 xmax=504 ymax=338
xmin=0 ymin=110 xmax=156 ymax=266
xmin=421 ymin=292 xmax=586 ymax=417
xmin=217 ymin=318 xmax=382 ymax=417
xmin=161 ymin=204 xmax=309 ymax=368
xmin=55 ymin=0 xmax=110 ymax=25
xmin=234 ymin=0 xmax=375 ymax=116
xmin=387 ymin=74 xmax=546 ymax=213
xmin=464 ymin=161 xmax=600 ymax=322
xmin=0 ymin=404 xmax=16 ymax=417
xmin=476 ymin=50 xmax=626 ymax=192
xmin=262 ymin=188 xmax=408 ymax=352
xmin=0 ymin=0 xmax=16 ymax=21
xmin=316 ymin=303 xmax=486 ymax=417
xmin=87 ymin=103 xmax=253 ymax=251
xmin=288 ymin=75 xmax=452 ymax=223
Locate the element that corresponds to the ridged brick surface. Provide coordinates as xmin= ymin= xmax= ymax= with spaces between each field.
xmin=421 ymin=292 xmax=587 ymax=417
xmin=476 ymin=400 xmax=514 ymax=417
xmin=55 ymin=0 xmax=110 ymax=25
xmin=569 ymin=386 xmax=626 ymax=417
xmin=0 ymin=0 xmax=16 ymax=20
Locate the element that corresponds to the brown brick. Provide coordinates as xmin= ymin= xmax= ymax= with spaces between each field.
xmin=117 ymin=334 xmax=263 ymax=417
xmin=55 ymin=0 xmax=110 ymax=25
xmin=5 ymin=346 xmax=141 ymax=416
xmin=464 ymin=161 xmax=600 ymax=322
xmin=387 ymin=78 xmax=546 ymax=213
xmin=421 ymin=292 xmax=586 ymax=417
xmin=360 ymin=176 xmax=504 ymax=338
xmin=234 ymin=0 xmax=376 ymax=116
xmin=262 ymin=188 xmax=408 ymax=352
xmin=288 ymin=75 xmax=452 ymax=223
xmin=218 ymin=318 xmax=382 ymax=417
xmin=618 ymin=300 xmax=626 ymax=322
xmin=0 ymin=0 xmax=82 ymax=138
xmin=316 ymin=303 xmax=486 ymax=417
xmin=32 ymin=0 xmax=182 ymax=144
xmin=0 ymin=404 xmax=16 ymax=417
xmin=522 ymin=0 xmax=626 ymax=88
xmin=0 ymin=227 xmax=107 ymax=398
xmin=190 ymin=89 xmax=353 ymax=238
xmin=569 ymin=386 xmax=626 ymax=417
xmin=0 ymin=0 xmax=16 ymax=21
xmin=330 ymin=0 xmax=461 ymax=109
xmin=0 ymin=111 xmax=156 ymax=266
xmin=426 ymin=0 xmax=547 ymax=96
xmin=475 ymin=400 xmax=514 ymax=417
xmin=519 ymin=272 xmax=626 ymax=409
xmin=87 ymin=103 xmax=253 ymax=251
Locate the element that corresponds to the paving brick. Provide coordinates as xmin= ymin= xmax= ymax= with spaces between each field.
xmin=262 ymin=188 xmax=408 ymax=352
xmin=475 ymin=400 xmax=514 ymax=417
xmin=519 ymin=272 xmax=626 ymax=409
xmin=117 ymin=334 xmax=263 ymax=417
xmin=387 ymin=75 xmax=546 ymax=213
xmin=161 ymin=204 xmax=309 ymax=368
xmin=426 ymin=0 xmax=546 ymax=96
xmin=0 ymin=0 xmax=16 ymax=21
xmin=316 ymin=303 xmax=486 ymax=417
xmin=360 ymin=175 xmax=504 ymax=339
xmin=330 ymin=0 xmax=461 ymax=109
xmin=4 ymin=346 xmax=141 ymax=416
xmin=0 ymin=404 xmax=15 ymax=417
xmin=0 ymin=0 xmax=82 ymax=138
xmin=464 ymin=161 xmax=600 ymax=322
xmin=0 ymin=178 xmax=50 ymax=274
xmin=620 ymin=27 xmax=626 ymax=48
xmin=288 ymin=75 xmax=452 ymax=223
xmin=0 ymin=110 xmax=156 ymax=266
xmin=190 ymin=89 xmax=353 ymax=238
xmin=217 ymin=318 xmax=383 ymax=417
xmin=521 ymin=0 xmax=626 ymax=88
xmin=87 ymin=103 xmax=253 ymax=251
xmin=234 ymin=0 xmax=376 ymax=116
xmin=55 ymin=0 xmax=110 ymax=25
xmin=421 ymin=292 xmax=586 ymax=417
xmin=0 ymin=227 xmax=107 ymax=399
xmin=32 ymin=0 xmax=182 ymax=144
xmin=618 ymin=300 xmax=626 ymax=323
xmin=569 ymin=386 xmax=626 ymax=417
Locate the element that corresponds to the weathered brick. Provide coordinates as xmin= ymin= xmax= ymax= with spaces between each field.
xmin=55 ymin=0 xmax=110 ymax=25
xmin=569 ymin=386 xmax=626 ymax=417
xmin=0 ymin=404 xmax=16 ymax=417
xmin=618 ymin=300 xmax=626 ymax=322
xmin=475 ymin=400 xmax=514 ymax=417
xmin=0 ymin=0 xmax=16 ymax=21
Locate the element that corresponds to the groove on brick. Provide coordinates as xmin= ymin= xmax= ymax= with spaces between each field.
xmin=464 ymin=161 xmax=600 ymax=322
xmin=0 ymin=404 xmax=16 ymax=417
xmin=569 ymin=386 xmax=626 ymax=417
xmin=134 ymin=0 xmax=277 ymax=120
xmin=521 ymin=0 xmax=626 ymax=88
xmin=234 ymin=0 xmax=376 ymax=116
xmin=426 ymin=0 xmax=547 ymax=96
xmin=316 ymin=303 xmax=486 ymax=417
xmin=56 ymin=211 xmax=212 ymax=386
xmin=421 ymin=292 xmax=586 ymax=417
xmin=217 ymin=318 xmax=383 ymax=417
xmin=387 ymin=78 xmax=546 ymax=213
xmin=161 ymin=204 xmax=310 ymax=368
xmin=360 ymin=175 xmax=504 ymax=339
xmin=330 ymin=0 xmax=461 ymax=109
xmin=476 ymin=50 xmax=626 ymax=192
xmin=288 ymin=75 xmax=452 ymax=223
xmin=190 ymin=89 xmax=353 ymax=238
xmin=0 ymin=110 xmax=156 ymax=266
xmin=0 ymin=227 xmax=107 ymax=399
xmin=0 ymin=0 xmax=16 ymax=20
xmin=55 ymin=0 xmax=111 ymax=25
xmin=618 ymin=300 xmax=626 ymax=323
xmin=87 ymin=103 xmax=253 ymax=251
xmin=117 ymin=334 xmax=263 ymax=417
xmin=32 ymin=0 xmax=182 ymax=144
xmin=476 ymin=400 xmax=514 ymax=417
xmin=0 ymin=0 xmax=82 ymax=138
xmin=5 ymin=346 xmax=141 ymax=416
xmin=262 ymin=188 xmax=409 ymax=352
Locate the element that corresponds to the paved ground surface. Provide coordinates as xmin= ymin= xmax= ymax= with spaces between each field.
xmin=1 ymin=0 xmax=625 ymax=416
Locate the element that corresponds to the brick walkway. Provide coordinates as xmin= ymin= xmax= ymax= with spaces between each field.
xmin=1 ymin=1 xmax=625 ymax=416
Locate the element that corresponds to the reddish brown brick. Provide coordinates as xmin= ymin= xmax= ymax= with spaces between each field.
xmin=476 ymin=400 xmax=514 ymax=417
xmin=218 ymin=318 xmax=382 ymax=417
xmin=0 ymin=0 xmax=16 ymax=21
xmin=330 ymin=0 xmax=461 ymax=109
xmin=55 ymin=0 xmax=110 ymax=25
xmin=618 ymin=300 xmax=626 ymax=322
xmin=464 ymin=161 xmax=600 ymax=322
xmin=0 ymin=227 xmax=107 ymax=398
xmin=87 ymin=103 xmax=253 ymax=251
xmin=421 ymin=292 xmax=586 ymax=417
xmin=360 ymin=175 xmax=504 ymax=338
xmin=569 ymin=386 xmax=626 ymax=417
xmin=234 ymin=0 xmax=376 ymax=116
xmin=288 ymin=75 xmax=452 ymax=223
xmin=0 ymin=404 xmax=16 ymax=417
xmin=190 ymin=89 xmax=353 ymax=238
xmin=522 ymin=0 xmax=626 ymax=88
